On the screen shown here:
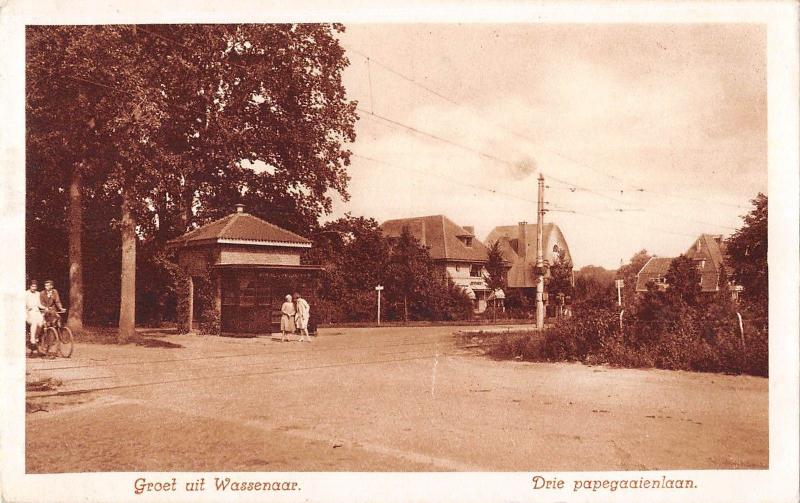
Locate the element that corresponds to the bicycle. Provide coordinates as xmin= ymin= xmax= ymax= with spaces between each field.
xmin=36 ymin=308 xmax=74 ymax=358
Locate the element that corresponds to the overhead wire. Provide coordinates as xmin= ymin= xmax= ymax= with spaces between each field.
xmin=343 ymin=43 xmax=752 ymax=212
xmin=59 ymin=27 xmax=748 ymax=240
xmin=354 ymin=153 xmax=721 ymax=238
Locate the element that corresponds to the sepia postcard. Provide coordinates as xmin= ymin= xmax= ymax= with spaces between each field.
xmin=1 ymin=0 xmax=798 ymax=502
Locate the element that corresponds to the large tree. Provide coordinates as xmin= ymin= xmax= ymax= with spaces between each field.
xmin=306 ymin=215 xmax=390 ymax=322
xmin=26 ymin=24 xmax=358 ymax=338
xmin=384 ymin=226 xmax=429 ymax=322
xmin=484 ymin=241 xmax=507 ymax=292
xmin=725 ymin=193 xmax=768 ymax=320
xmin=664 ymin=255 xmax=702 ymax=307
xmin=547 ymin=248 xmax=574 ymax=297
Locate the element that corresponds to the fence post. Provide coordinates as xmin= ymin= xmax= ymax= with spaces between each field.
xmin=736 ymin=312 xmax=745 ymax=347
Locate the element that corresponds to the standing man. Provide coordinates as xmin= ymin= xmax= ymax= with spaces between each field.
xmin=25 ymin=280 xmax=44 ymax=345
xmin=40 ymin=279 xmax=64 ymax=326
xmin=293 ymin=292 xmax=311 ymax=342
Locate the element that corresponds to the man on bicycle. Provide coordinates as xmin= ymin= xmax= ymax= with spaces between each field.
xmin=40 ymin=279 xmax=64 ymax=326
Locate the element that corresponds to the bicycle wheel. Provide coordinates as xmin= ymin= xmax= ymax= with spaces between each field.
xmin=38 ymin=327 xmax=59 ymax=357
xmin=58 ymin=326 xmax=74 ymax=358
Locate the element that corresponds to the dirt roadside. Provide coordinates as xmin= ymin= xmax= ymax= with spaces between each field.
xmin=25 ymin=326 xmax=768 ymax=472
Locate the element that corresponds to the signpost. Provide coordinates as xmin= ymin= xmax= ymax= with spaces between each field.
xmin=615 ymin=279 xmax=624 ymax=306
xmin=375 ymin=285 xmax=384 ymax=326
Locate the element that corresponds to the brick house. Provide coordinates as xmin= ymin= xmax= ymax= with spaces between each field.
xmin=635 ymin=234 xmax=733 ymax=294
xmin=485 ymin=221 xmax=573 ymax=296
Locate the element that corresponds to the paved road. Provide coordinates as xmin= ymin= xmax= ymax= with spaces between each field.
xmin=26 ymin=326 xmax=768 ymax=472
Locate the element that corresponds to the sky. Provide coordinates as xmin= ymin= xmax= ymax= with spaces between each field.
xmin=324 ymin=24 xmax=767 ymax=269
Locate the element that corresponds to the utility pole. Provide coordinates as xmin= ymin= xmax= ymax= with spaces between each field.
xmin=375 ymin=285 xmax=384 ymax=326
xmin=536 ymin=173 xmax=546 ymax=330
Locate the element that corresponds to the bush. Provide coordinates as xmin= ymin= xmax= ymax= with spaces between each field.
xmin=487 ymin=333 xmax=543 ymax=361
xmin=480 ymin=299 xmax=767 ymax=377
xmin=542 ymin=307 xmax=619 ymax=362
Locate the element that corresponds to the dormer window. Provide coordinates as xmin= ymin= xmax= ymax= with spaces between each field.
xmin=464 ymin=237 xmax=472 ymax=247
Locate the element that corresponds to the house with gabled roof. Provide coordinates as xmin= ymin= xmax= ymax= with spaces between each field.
xmin=635 ymin=233 xmax=732 ymax=294
xmin=167 ymin=204 xmax=323 ymax=334
xmin=380 ymin=214 xmax=493 ymax=312
xmin=485 ymin=221 xmax=572 ymax=291
xmin=635 ymin=256 xmax=674 ymax=292
xmin=684 ymin=234 xmax=729 ymax=292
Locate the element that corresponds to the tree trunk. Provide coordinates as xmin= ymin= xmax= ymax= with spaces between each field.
xmin=182 ymin=183 xmax=193 ymax=232
xmin=66 ymin=166 xmax=84 ymax=332
xmin=118 ymin=189 xmax=137 ymax=342
xmin=403 ymin=294 xmax=408 ymax=323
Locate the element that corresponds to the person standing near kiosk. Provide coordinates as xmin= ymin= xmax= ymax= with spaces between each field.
xmin=280 ymin=294 xmax=296 ymax=342
xmin=293 ymin=292 xmax=311 ymax=342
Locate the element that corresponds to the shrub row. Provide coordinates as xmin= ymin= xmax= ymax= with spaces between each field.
xmin=485 ymin=305 xmax=767 ymax=377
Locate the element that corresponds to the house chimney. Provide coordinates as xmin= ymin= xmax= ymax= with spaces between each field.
xmin=463 ymin=225 xmax=474 ymax=235
xmin=518 ymin=222 xmax=527 ymax=259
xmin=235 ymin=203 xmax=245 ymax=214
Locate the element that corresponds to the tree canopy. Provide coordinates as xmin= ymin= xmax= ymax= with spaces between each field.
xmin=26 ymin=24 xmax=358 ymax=331
xmin=725 ymin=193 xmax=768 ymax=319
xmin=483 ymin=241 xmax=507 ymax=292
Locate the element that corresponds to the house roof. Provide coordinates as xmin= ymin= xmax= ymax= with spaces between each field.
xmin=634 ymin=234 xmax=729 ymax=293
xmin=635 ymin=256 xmax=674 ymax=292
xmin=684 ymin=234 xmax=726 ymax=292
xmin=380 ymin=215 xmax=489 ymax=263
xmin=167 ymin=208 xmax=311 ymax=248
xmin=485 ymin=222 xmax=572 ymax=288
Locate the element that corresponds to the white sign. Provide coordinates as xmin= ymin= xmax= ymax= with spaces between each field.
xmin=615 ymin=279 xmax=624 ymax=288
xmin=375 ymin=285 xmax=384 ymax=291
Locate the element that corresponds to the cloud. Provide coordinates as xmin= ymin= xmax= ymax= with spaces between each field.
xmin=509 ymin=157 xmax=538 ymax=180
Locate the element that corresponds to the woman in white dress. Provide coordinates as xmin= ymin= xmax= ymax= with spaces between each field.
xmin=293 ymin=292 xmax=311 ymax=342
xmin=280 ymin=294 xmax=296 ymax=341
xmin=25 ymin=280 xmax=44 ymax=345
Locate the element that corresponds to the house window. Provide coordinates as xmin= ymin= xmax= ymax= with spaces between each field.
xmin=470 ymin=264 xmax=482 ymax=277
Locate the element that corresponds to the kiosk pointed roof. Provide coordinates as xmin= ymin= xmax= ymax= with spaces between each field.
xmin=167 ymin=205 xmax=311 ymax=248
